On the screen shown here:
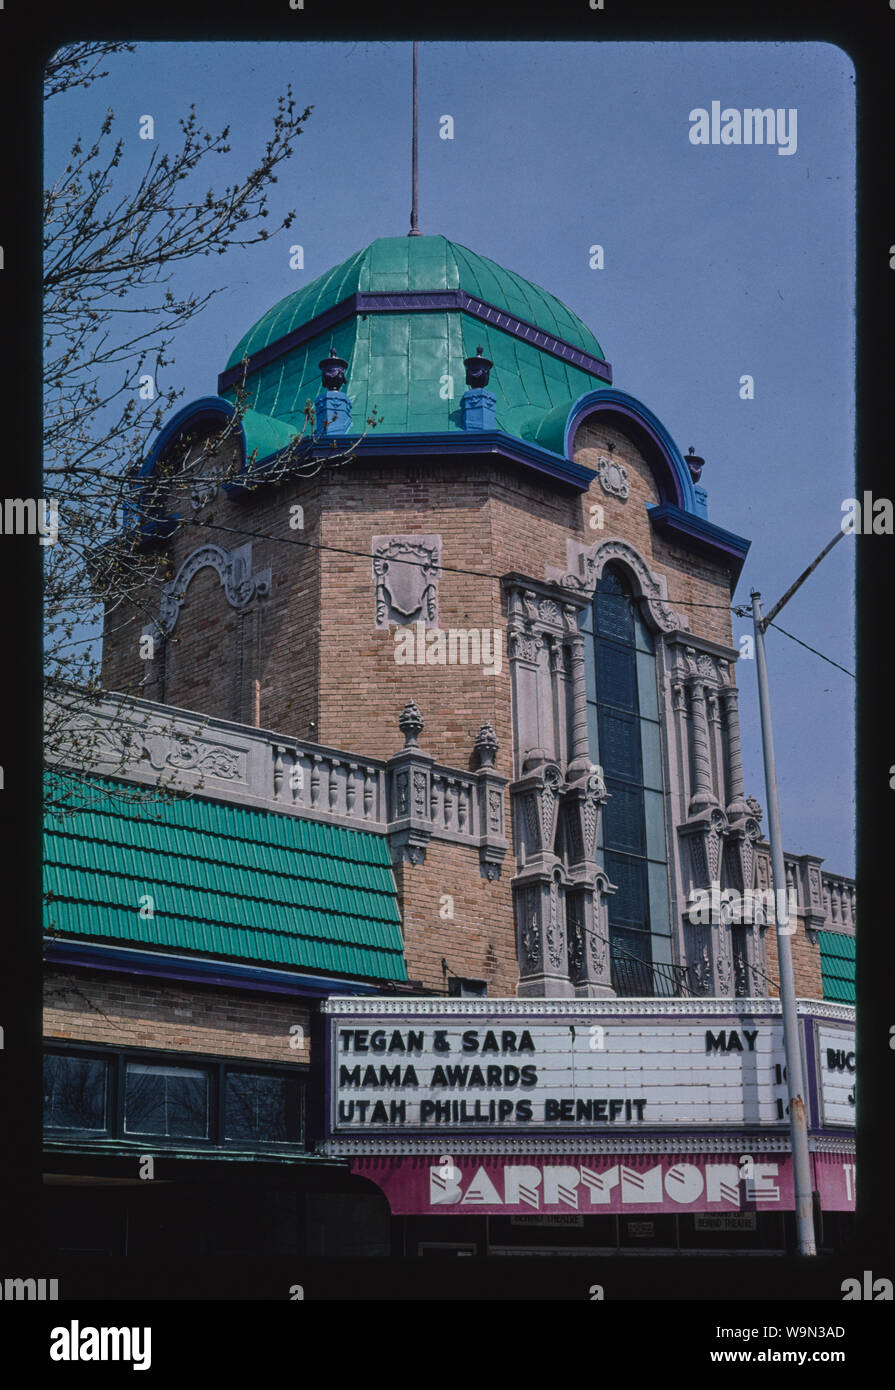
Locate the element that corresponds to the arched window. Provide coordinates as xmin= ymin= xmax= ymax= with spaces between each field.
xmin=585 ymin=564 xmax=672 ymax=995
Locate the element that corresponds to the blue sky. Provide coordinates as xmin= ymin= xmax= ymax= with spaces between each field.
xmin=45 ymin=40 xmax=856 ymax=874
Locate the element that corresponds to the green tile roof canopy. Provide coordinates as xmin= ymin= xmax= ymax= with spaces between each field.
xmin=818 ymin=929 xmax=855 ymax=1005
xmin=219 ymin=235 xmax=611 ymax=448
xmin=44 ymin=774 xmax=407 ymax=982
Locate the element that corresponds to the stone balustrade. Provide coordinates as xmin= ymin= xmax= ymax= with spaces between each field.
xmin=46 ymin=690 xmax=508 ymax=878
xmin=777 ymin=852 xmax=856 ymax=935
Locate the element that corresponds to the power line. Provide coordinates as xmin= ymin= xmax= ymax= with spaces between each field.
xmin=174 ymin=512 xmax=738 ymax=609
xmin=765 ymin=619 xmax=855 ymax=680
xmin=123 ymin=512 xmax=853 ymax=674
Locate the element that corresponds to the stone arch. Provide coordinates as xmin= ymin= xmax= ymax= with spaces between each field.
xmin=151 ymin=542 xmax=271 ymax=639
xmin=545 ymin=535 xmax=688 ymax=633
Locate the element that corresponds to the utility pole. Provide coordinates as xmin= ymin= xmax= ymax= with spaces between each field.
xmin=738 ymin=530 xmax=846 ymax=1256
xmin=750 ymin=590 xmax=816 ymax=1255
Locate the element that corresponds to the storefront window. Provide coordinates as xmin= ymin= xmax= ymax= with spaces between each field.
xmin=44 ymin=1044 xmax=307 ymax=1150
xmin=43 ymin=1053 xmax=109 ymax=1131
xmin=225 ymin=1071 xmax=303 ymax=1145
xmin=124 ymin=1060 xmax=210 ymax=1139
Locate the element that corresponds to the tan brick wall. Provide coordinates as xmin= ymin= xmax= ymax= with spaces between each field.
xmin=43 ymin=969 xmax=312 ymax=1064
xmin=393 ymin=839 xmax=517 ymax=996
xmin=761 ymin=919 xmax=825 ymax=1001
xmin=102 ymin=438 xmax=323 ymax=743
xmin=102 ymin=426 xmax=737 ymax=769
xmin=98 ymin=417 xmax=741 ymax=1003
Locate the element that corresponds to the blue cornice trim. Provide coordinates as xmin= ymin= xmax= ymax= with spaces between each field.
xmin=224 ymin=429 xmax=598 ymax=497
xmin=218 ymin=292 xmax=612 ymax=395
xmin=135 ymin=396 xmax=240 ymax=478
xmin=44 ymin=937 xmax=390 ymax=998
xmin=648 ymin=502 xmax=751 ymax=582
xmin=563 ymin=388 xmax=699 ymax=513
xmin=125 ymin=397 xmax=243 ymax=542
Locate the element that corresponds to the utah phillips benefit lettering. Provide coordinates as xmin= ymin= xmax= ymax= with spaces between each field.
xmin=335 ymin=1028 xmax=647 ymax=1128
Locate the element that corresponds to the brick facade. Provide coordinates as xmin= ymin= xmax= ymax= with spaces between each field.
xmin=392 ymin=839 xmax=517 ymax=995
xmin=43 ymin=968 xmax=311 ymax=1065
xmin=98 ymin=415 xmax=753 ymax=1000
xmin=103 ymin=426 xmax=735 ymax=766
xmin=763 ymin=922 xmax=825 ymax=1001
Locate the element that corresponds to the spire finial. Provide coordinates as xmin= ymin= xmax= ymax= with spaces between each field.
xmin=408 ymin=41 xmax=422 ymax=237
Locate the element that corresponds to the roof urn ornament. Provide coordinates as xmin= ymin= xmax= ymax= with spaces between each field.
xmin=685 ymin=446 xmax=705 ymax=483
xmin=464 ymin=345 xmax=493 ymax=389
xmin=319 ymin=348 xmax=348 ymax=392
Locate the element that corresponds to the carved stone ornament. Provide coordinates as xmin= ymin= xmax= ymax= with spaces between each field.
xmin=716 ymin=938 xmax=732 ymax=996
xmin=520 ymin=887 xmax=542 ymax=966
xmin=155 ymin=543 xmax=270 ymax=638
xmin=597 ymin=455 xmax=630 ymax=500
xmin=733 ymin=935 xmax=750 ymax=998
xmin=93 ymin=727 xmax=244 ymax=782
xmin=546 ymin=536 xmax=688 ymax=632
xmin=519 ymin=763 xmax=563 ymax=857
xmin=706 ymin=809 xmax=729 ymax=881
xmin=475 ymin=722 xmax=499 ymax=768
xmin=372 ymin=534 xmax=441 ymax=629
xmin=546 ymin=878 xmax=563 ymax=971
xmin=398 ymin=699 xmax=424 ymax=748
xmin=567 ymin=896 xmax=584 ymax=975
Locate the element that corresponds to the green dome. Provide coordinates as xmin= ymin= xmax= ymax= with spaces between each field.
xmin=221 ymin=235 xmax=610 ymax=447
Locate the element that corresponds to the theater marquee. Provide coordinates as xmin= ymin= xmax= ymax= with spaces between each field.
xmin=322 ymin=997 xmax=854 ymax=1143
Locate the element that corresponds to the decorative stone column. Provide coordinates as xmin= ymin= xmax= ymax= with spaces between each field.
xmin=514 ymin=869 xmax=575 ymax=998
xmin=565 ymin=629 xmax=592 ymax=782
xmin=386 ymin=700 xmax=435 ymax=865
xmin=512 ymin=749 xmax=573 ymax=996
xmin=795 ymin=854 xmax=827 ymax=944
xmin=687 ymin=677 xmax=718 ymax=815
xmin=474 ymin=722 xmax=509 ymax=881
xmin=566 ymin=869 xmax=617 ymax=997
xmin=721 ymin=683 xmax=749 ymax=821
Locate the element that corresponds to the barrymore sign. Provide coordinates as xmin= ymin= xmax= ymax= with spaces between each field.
xmin=347 ymin=1151 xmax=855 ymax=1215
xmin=323 ymin=999 xmax=854 ymax=1140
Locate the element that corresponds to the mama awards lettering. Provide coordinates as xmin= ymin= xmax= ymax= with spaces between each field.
xmin=335 ymin=1027 xmax=646 ymax=1129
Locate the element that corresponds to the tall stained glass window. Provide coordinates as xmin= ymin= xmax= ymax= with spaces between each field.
xmin=582 ymin=563 xmax=672 ymax=994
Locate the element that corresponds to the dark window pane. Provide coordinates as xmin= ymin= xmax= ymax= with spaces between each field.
xmin=605 ymin=852 xmax=649 ymax=927
xmin=225 ymin=1072 xmax=303 ymax=1145
xmin=594 ymin=640 xmax=637 ymax=710
xmin=603 ymin=781 xmax=645 ymax=854
xmin=124 ymin=1062 xmax=209 ymax=1139
xmin=610 ymin=927 xmax=654 ymax=996
xmin=595 ymin=593 xmax=634 ymax=644
xmin=43 ymin=1054 xmax=108 ymax=1131
xmin=595 ymin=566 xmax=635 ymax=643
xmin=599 ymin=709 xmax=642 ymax=782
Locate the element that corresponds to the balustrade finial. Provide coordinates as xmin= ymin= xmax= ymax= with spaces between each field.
xmin=398 ymin=699 xmax=424 ymax=748
xmin=474 ymin=721 xmax=499 ymax=768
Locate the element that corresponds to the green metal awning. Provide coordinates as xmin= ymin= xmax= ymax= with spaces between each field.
xmin=818 ymin=929 xmax=855 ymax=1005
xmin=44 ymin=773 xmax=407 ymax=982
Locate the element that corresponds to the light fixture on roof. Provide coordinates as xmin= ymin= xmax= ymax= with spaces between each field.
xmin=319 ymin=347 xmax=348 ymax=391
xmin=686 ymin=445 xmax=705 ymax=483
xmin=463 ymin=345 xmax=493 ymax=389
